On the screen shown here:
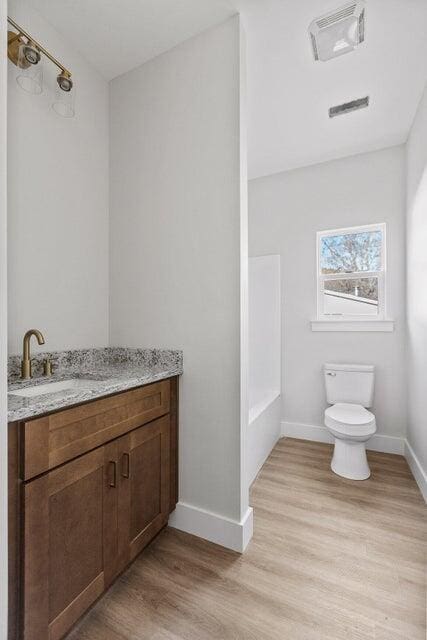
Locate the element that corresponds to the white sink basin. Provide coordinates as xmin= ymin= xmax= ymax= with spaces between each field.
xmin=10 ymin=379 xmax=106 ymax=398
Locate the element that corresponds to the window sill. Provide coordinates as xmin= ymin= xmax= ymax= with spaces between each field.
xmin=311 ymin=319 xmax=395 ymax=332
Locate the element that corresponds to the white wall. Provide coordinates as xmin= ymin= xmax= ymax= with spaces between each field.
xmin=406 ymin=83 xmax=427 ymax=478
xmin=110 ymin=17 xmax=250 ymax=546
xmin=7 ymin=0 xmax=109 ymax=355
xmin=249 ymin=146 xmax=406 ymax=440
xmin=0 ymin=0 xmax=8 ymax=636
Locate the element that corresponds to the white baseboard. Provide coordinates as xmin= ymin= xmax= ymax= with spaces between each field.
xmin=281 ymin=421 xmax=333 ymax=444
xmin=281 ymin=421 xmax=405 ymax=455
xmin=404 ymin=440 xmax=427 ymax=503
xmin=169 ymin=502 xmax=253 ymax=553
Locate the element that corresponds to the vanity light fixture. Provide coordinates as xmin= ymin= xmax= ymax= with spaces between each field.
xmin=7 ymin=16 xmax=75 ymax=117
xmin=52 ymin=70 xmax=75 ymax=117
xmin=16 ymin=40 xmax=43 ymax=94
xmin=57 ymin=70 xmax=73 ymax=92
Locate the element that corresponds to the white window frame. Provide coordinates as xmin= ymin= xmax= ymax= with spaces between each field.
xmin=316 ymin=223 xmax=387 ymax=322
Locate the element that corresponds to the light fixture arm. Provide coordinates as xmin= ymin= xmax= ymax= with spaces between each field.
xmin=7 ymin=16 xmax=72 ymax=77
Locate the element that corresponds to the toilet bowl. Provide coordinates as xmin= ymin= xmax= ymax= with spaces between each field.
xmin=323 ymin=363 xmax=376 ymax=480
xmin=325 ymin=403 xmax=376 ymax=480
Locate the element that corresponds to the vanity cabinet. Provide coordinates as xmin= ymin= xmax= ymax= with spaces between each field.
xmin=23 ymin=443 xmax=117 ymax=640
xmin=116 ymin=416 xmax=170 ymax=568
xmin=8 ymin=377 xmax=179 ymax=640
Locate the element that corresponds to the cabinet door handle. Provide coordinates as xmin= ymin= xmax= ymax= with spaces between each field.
xmin=108 ymin=460 xmax=117 ymax=488
xmin=121 ymin=452 xmax=130 ymax=479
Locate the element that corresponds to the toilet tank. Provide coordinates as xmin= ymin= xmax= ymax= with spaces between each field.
xmin=324 ymin=363 xmax=375 ymax=407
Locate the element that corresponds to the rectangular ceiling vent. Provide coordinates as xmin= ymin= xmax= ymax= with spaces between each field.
xmin=329 ymin=96 xmax=369 ymax=118
xmin=309 ymin=1 xmax=366 ymax=62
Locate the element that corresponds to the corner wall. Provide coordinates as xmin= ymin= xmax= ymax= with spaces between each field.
xmin=249 ymin=146 xmax=407 ymax=450
xmin=109 ymin=17 xmax=251 ymax=550
xmin=406 ymin=83 xmax=427 ymax=499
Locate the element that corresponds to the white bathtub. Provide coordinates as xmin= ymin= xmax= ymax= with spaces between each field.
xmin=249 ymin=388 xmax=280 ymax=424
xmin=247 ymin=255 xmax=282 ymax=485
xmin=247 ymin=389 xmax=281 ymax=485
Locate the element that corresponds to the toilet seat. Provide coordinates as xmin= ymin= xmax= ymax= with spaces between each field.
xmin=325 ymin=403 xmax=376 ymax=437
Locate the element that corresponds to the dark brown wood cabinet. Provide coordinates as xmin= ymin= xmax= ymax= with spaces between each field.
xmin=23 ymin=445 xmax=116 ymax=640
xmin=9 ymin=377 xmax=179 ymax=640
xmin=117 ymin=415 xmax=171 ymax=570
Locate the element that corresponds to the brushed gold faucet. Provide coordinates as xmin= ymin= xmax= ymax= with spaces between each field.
xmin=21 ymin=329 xmax=45 ymax=379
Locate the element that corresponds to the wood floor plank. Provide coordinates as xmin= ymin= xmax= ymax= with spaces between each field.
xmin=68 ymin=438 xmax=426 ymax=640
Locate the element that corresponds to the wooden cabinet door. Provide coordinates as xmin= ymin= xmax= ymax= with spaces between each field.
xmin=22 ymin=442 xmax=119 ymax=640
xmin=117 ymin=415 xmax=170 ymax=570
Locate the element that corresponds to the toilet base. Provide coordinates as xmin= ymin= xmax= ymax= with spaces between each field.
xmin=331 ymin=438 xmax=371 ymax=480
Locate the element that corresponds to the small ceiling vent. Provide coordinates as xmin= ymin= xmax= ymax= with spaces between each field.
xmin=329 ymin=96 xmax=369 ymax=118
xmin=309 ymin=1 xmax=366 ymax=62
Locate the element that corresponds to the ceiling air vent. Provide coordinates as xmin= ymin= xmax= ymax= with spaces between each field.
xmin=329 ymin=96 xmax=369 ymax=118
xmin=309 ymin=1 xmax=366 ymax=62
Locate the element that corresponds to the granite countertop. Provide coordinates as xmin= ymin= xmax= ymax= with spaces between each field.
xmin=8 ymin=347 xmax=183 ymax=422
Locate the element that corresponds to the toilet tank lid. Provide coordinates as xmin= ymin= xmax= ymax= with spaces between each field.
xmin=324 ymin=363 xmax=374 ymax=373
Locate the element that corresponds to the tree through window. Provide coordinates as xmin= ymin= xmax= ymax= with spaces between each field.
xmin=317 ymin=224 xmax=386 ymax=319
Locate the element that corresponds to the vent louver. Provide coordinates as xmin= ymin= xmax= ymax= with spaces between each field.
xmin=316 ymin=4 xmax=357 ymax=29
xmin=329 ymin=96 xmax=369 ymax=118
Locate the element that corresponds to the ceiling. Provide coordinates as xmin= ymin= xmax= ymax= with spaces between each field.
xmin=233 ymin=0 xmax=427 ymax=178
xmin=27 ymin=0 xmax=236 ymax=80
xmin=26 ymin=0 xmax=427 ymax=179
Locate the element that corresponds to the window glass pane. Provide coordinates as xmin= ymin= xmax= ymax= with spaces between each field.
xmin=323 ymin=277 xmax=378 ymax=316
xmin=320 ymin=230 xmax=382 ymax=275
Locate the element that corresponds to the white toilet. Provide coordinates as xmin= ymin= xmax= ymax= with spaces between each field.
xmin=324 ymin=363 xmax=376 ymax=480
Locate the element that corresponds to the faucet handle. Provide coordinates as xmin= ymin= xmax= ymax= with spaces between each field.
xmin=43 ymin=359 xmax=53 ymax=377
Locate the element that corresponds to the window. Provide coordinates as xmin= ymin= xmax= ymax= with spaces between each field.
xmin=317 ymin=223 xmax=386 ymax=321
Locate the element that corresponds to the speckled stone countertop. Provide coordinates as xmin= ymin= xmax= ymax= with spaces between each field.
xmin=8 ymin=347 xmax=183 ymax=422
